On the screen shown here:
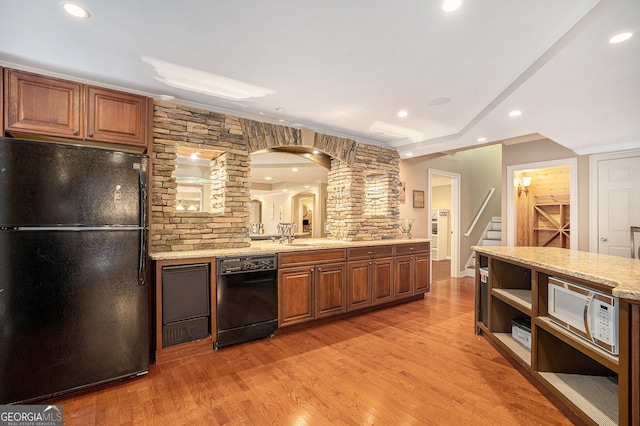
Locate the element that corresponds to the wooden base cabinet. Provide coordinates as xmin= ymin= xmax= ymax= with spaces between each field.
xmin=347 ymin=245 xmax=394 ymax=311
xmin=475 ymin=252 xmax=634 ymax=425
xmin=315 ymin=263 xmax=347 ymax=318
xmin=394 ymin=243 xmax=431 ymax=300
xmin=278 ymin=266 xmax=315 ymax=326
xmin=278 ymin=249 xmax=346 ymax=327
xmin=4 ymin=68 xmax=150 ymax=147
xmin=279 ymin=243 xmax=430 ymax=329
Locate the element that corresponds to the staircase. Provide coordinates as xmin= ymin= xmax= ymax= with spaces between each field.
xmin=465 ymin=217 xmax=502 ymax=276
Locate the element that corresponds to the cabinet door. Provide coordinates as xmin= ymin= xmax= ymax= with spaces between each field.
xmin=86 ymin=86 xmax=148 ymax=146
xmin=372 ymin=257 xmax=394 ymax=305
xmin=347 ymin=260 xmax=372 ymax=311
xmin=414 ymin=254 xmax=430 ymax=294
xmin=394 ymin=255 xmax=413 ymax=299
xmin=315 ymin=263 xmax=346 ymax=318
xmin=5 ymin=69 xmax=82 ymax=139
xmin=278 ymin=267 xmax=314 ymax=326
xmin=0 ymin=67 xmax=3 ymax=132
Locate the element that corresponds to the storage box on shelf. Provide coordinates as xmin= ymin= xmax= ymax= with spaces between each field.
xmin=474 ymin=249 xmax=632 ymax=425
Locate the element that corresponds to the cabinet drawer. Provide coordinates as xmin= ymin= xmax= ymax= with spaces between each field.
xmin=278 ymin=249 xmax=346 ymax=267
xmin=395 ymin=242 xmax=430 ymax=255
xmin=347 ymin=245 xmax=393 ymax=260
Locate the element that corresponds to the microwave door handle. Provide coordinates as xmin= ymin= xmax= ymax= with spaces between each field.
xmin=584 ymin=294 xmax=594 ymax=342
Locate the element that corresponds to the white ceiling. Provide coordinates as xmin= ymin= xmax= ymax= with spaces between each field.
xmin=1 ymin=0 xmax=638 ymax=158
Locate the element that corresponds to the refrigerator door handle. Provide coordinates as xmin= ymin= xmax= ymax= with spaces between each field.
xmin=138 ymin=229 xmax=148 ymax=286
xmin=138 ymin=169 xmax=148 ymax=286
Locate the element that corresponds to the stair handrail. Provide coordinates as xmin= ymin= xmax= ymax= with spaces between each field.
xmin=464 ymin=188 xmax=496 ymax=237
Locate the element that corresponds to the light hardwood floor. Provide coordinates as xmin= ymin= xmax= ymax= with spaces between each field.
xmin=53 ymin=278 xmax=574 ymax=425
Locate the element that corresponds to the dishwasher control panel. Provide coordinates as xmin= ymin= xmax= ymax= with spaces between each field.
xmin=217 ymin=254 xmax=277 ymax=274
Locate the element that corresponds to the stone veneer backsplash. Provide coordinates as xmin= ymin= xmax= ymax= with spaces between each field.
xmin=151 ymin=101 xmax=401 ymax=252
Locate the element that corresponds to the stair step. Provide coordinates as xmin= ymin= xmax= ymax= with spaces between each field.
xmin=482 ymin=239 xmax=502 ymax=246
xmin=486 ymin=230 xmax=502 ymax=240
xmin=490 ymin=222 xmax=502 ymax=231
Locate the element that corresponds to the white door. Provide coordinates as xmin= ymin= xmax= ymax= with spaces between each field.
xmin=597 ymin=156 xmax=640 ymax=257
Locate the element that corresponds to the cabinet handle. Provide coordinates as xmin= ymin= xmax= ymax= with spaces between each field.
xmin=310 ymin=269 xmax=314 ymax=273
xmin=73 ymin=130 xmax=79 ymax=136
xmin=318 ymin=267 xmax=322 ymax=272
xmin=410 ymin=247 xmax=415 ymax=251
xmin=88 ymin=132 xmax=94 ymax=138
xmin=368 ymin=251 xmax=374 ymax=255
xmin=369 ymin=262 xmax=373 ymax=265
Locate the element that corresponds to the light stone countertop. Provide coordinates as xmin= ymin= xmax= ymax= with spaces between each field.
xmin=472 ymin=246 xmax=640 ymax=301
xmin=150 ymin=238 xmax=431 ymax=261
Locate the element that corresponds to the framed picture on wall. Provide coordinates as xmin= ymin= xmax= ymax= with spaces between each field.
xmin=413 ymin=190 xmax=425 ymax=208
xmin=399 ymin=181 xmax=406 ymax=202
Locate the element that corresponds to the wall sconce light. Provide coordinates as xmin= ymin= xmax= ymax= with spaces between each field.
xmin=518 ymin=176 xmax=532 ymax=197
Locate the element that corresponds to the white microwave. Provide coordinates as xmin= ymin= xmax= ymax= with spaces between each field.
xmin=548 ymin=277 xmax=618 ymax=355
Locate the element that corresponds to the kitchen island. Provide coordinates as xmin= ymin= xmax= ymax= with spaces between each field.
xmin=473 ymin=246 xmax=639 ymax=426
xmin=150 ymin=238 xmax=430 ymax=363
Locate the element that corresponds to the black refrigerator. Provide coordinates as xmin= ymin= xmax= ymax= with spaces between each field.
xmin=0 ymin=137 xmax=149 ymax=404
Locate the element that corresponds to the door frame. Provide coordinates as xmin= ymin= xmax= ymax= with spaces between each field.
xmin=506 ymin=158 xmax=578 ymax=250
xmin=428 ymin=169 xmax=461 ymax=278
xmin=589 ymin=149 xmax=640 ymax=253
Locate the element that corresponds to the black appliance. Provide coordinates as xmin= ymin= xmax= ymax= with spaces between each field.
xmin=162 ymin=263 xmax=210 ymax=347
xmin=215 ymin=254 xmax=278 ymax=349
xmin=0 ymin=138 xmax=149 ymax=404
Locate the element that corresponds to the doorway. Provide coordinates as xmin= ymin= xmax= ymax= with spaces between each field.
xmin=428 ymin=169 xmax=461 ymax=279
xmin=506 ymin=158 xmax=578 ymax=249
xmin=589 ymin=150 xmax=640 ymax=256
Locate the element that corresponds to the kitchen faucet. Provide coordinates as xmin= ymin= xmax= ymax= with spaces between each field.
xmin=277 ymin=223 xmax=297 ymax=244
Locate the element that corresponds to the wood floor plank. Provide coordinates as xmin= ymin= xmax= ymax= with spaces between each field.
xmin=50 ymin=277 xmax=574 ymax=425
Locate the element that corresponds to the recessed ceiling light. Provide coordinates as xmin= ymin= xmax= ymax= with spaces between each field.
xmin=477 ymin=137 xmax=487 ymax=142
xmin=190 ymin=152 xmax=199 ymax=159
xmin=278 ymin=119 xmax=285 ymax=123
xmin=62 ymin=2 xmax=90 ymax=18
xmin=265 ymin=176 xmax=272 ymax=180
xmin=442 ymin=0 xmax=462 ymax=13
xmin=405 ymin=153 xmax=414 ymax=157
xmin=304 ymin=185 xmax=310 ymax=189
xmin=509 ymin=110 xmax=522 ymax=117
xmin=398 ymin=110 xmax=408 ymax=118
xmin=609 ymin=32 xmax=633 ymax=44
xmin=312 ymin=150 xmax=319 ymax=155
xmin=292 ymin=168 xmax=298 ymax=172
xmin=427 ymin=97 xmax=451 ymax=106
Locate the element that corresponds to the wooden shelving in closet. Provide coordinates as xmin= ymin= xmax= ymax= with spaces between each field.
xmin=532 ymin=196 xmax=570 ymax=249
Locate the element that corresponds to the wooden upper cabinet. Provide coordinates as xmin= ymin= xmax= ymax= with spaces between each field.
xmin=86 ymin=86 xmax=147 ymax=146
xmin=3 ymin=68 xmax=150 ymax=147
xmin=4 ymin=69 xmax=83 ymax=139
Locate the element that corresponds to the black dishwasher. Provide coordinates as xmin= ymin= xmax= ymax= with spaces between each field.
xmin=215 ymin=254 xmax=278 ymax=349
